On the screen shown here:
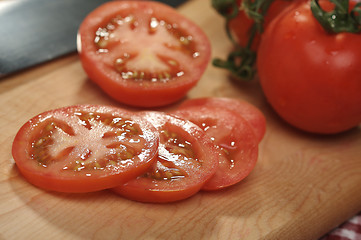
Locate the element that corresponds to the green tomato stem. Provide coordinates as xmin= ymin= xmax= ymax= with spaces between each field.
xmin=212 ymin=0 xmax=275 ymax=80
xmin=311 ymin=0 xmax=361 ymax=33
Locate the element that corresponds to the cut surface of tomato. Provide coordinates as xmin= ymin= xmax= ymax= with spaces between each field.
xmin=177 ymin=97 xmax=266 ymax=143
xmin=112 ymin=111 xmax=219 ymax=203
xmin=12 ymin=105 xmax=159 ymax=193
xmin=172 ymin=103 xmax=259 ymax=191
xmin=78 ymin=1 xmax=211 ymax=107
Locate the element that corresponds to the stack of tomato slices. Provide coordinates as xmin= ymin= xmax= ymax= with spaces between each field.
xmin=12 ymin=98 xmax=266 ymax=203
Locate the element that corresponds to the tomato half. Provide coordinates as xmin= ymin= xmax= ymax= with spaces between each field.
xmin=172 ymin=102 xmax=259 ymax=190
xmin=78 ymin=1 xmax=211 ymax=107
xmin=12 ymin=105 xmax=159 ymax=193
xmin=176 ymin=97 xmax=266 ymax=143
xmin=257 ymin=0 xmax=361 ymax=134
xmin=112 ymin=111 xmax=219 ymax=202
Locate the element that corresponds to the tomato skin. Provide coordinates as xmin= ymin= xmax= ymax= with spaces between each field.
xmin=78 ymin=1 xmax=211 ymax=107
xmin=257 ymin=0 xmax=361 ymax=134
xmin=12 ymin=105 xmax=159 ymax=193
xmin=112 ymin=111 xmax=219 ymax=203
xmin=177 ymin=97 xmax=266 ymax=142
xmin=173 ymin=100 xmax=259 ymax=190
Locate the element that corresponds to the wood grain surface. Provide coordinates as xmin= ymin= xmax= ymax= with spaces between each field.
xmin=1 ymin=0 xmax=361 ymax=239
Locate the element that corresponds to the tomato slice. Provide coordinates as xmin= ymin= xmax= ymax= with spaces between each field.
xmin=172 ymin=103 xmax=259 ymax=191
xmin=112 ymin=111 xmax=219 ymax=203
xmin=177 ymin=97 xmax=266 ymax=143
xmin=12 ymin=105 xmax=159 ymax=193
xmin=78 ymin=1 xmax=211 ymax=107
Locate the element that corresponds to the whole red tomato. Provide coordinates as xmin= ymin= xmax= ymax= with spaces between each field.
xmin=257 ymin=0 xmax=361 ymax=134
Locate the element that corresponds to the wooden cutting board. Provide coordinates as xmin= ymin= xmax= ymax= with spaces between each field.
xmin=1 ymin=0 xmax=360 ymax=239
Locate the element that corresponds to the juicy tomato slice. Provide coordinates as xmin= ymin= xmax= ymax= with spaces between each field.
xmin=112 ymin=111 xmax=219 ymax=203
xmin=177 ymin=97 xmax=266 ymax=143
xmin=12 ymin=105 xmax=159 ymax=193
xmin=172 ymin=103 xmax=259 ymax=191
xmin=78 ymin=1 xmax=211 ymax=107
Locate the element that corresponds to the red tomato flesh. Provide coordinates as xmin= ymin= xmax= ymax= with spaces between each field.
xmin=173 ymin=102 xmax=259 ymax=190
xmin=112 ymin=111 xmax=219 ymax=202
xmin=177 ymin=97 xmax=266 ymax=143
xmin=12 ymin=105 xmax=159 ymax=193
xmin=78 ymin=1 xmax=211 ymax=107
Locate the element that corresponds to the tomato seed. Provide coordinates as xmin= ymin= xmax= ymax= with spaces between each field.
xmin=221 ymin=147 xmax=230 ymax=156
xmin=115 ymin=58 xmax=124 ymax=64
xmin=109 ymin=160 xmax=117 ymax=166
xmin=167 ymin=60 xmax=178 ymax=66
xmin=164 ymin=171 xmax=173 ymax=180
xmin=164 ymin=72 xmax=171 ymax=79
xmin=94 ymin=162 xmax=102 ymax=169
xmin=34 ymin=138 xmax=46 ymax=147
xmin=45 ymin=122 xmax=56 ymax=132
xmin=179 ymin=36 xmax=190 ymax=45
xmin=147 ymin=168 xmax=186 ymax=181
xmin=152 ymin=170 xmax=162 ymax=180
xmin=149 ymin=17 xmax=159 ymax=34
